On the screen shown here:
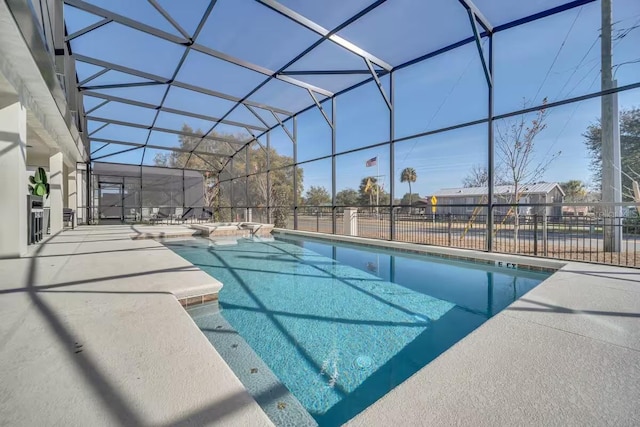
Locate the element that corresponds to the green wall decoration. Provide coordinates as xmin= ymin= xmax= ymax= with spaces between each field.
xmin=29 ymin=167 xmax=50 ymax=198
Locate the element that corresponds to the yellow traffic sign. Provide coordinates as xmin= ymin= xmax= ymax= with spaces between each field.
xmin=431 ymin=195 xmax=437 ymax=205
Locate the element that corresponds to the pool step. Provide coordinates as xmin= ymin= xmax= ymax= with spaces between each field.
xmin=190 ymin=222 xmax=274 ymax=238
xmin=178 ymin=292 xmax=219 ymax=308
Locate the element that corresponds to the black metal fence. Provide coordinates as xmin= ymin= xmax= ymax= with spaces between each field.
xmin=284 ymin=204 xmax=640 ymax=268
xmin=97 ymin=202 xmax=640 ymax=268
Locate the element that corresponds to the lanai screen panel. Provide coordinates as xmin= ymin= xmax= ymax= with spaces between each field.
xmin=68 ymin=1 xmax=610 ymax=172
xmin=66 ymin=1 xmax=640 ymax=244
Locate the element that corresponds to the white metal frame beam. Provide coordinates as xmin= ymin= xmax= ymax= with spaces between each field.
xmin=90 ymin=137 xmax=231 ymax=158
xmin=73 ymin=54 xmax=295 ymax=116
xmin=63 ymin=0 xmax=333 ymax=97
xmin=256 ymin=0 xmax=393 ymax=71
xmin=467 ymin=9 xmax=492 ymax=86
xmin=306 ymin=89 xmax=333 ymax=129
xmin=458 ymin=0 xmax=493 ymax=33
xmin=82 ymin=90 xmax=268 ymax=131
xmin=364 ymin=57 xmax=392 ymax=110
xmin=85 ymin=116 xmax=251 ymax=146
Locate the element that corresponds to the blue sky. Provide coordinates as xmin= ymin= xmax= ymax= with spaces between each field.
xmin=66 ymin=0 xmax=640 ymax=199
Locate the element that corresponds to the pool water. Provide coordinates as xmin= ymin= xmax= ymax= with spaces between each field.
xmin=165 ymin=235 xmax=549 ymax=426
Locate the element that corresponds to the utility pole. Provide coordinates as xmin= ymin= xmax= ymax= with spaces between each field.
xmin=601 ymin=0 xmax=621 ymax=252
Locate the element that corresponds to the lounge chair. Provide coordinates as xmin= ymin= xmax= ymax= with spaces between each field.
xmin=176 ymin=207 xmax=196 ymax=223
xmin=150 ymin=207 xmax=172 ymax=225
xmin=198 ymin=208 xmax=213 ymax=223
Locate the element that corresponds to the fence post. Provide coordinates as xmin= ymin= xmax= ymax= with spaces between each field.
xmin=447 ymin=213 xmax=452 ymax=247
xmin=533 ymin=214 xmax=538 ymax=256
xmin=316 ymin=209 xmax=320 ymax=232
xmin=344 ymin=207 xmax=358 ymax=236
xmin=543 ymin=213 xmax=548 ymax=256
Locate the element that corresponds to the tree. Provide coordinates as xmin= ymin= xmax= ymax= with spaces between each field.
xmin=584 ymin=107 xmax=640 ymax=200
xmin=462 ymin=164 xmax=509 ymax=188
xmin=304 ymin=186 xmax=331 ymax=206
xmin=147 ymin=125 xmax=226 ymax=213
xmin=336 ymin=188 xmax=359 ymax=207
xmin=153 ymin=124 xmax=233 ymax=172
xmin=154 ymin=124 xmax=303 ymax=224
xmin=271 ymin=186 xmax=289 ymax=228
xmin=462 ymin=164 xmax=489 ymax=188
xmin=560 ymin=180 xmax=587 ymax=215
xmin=495 ymin=98 xmax=560 ymax=245
xmin=359 ymin=176 xmax=377 ymax=207
xmin=400 ymin=193 xmax=421 ymax=207
xmin=246 ymin=146 xmax=303 ymax=210
xmin=354 ymin=177 xmax=390 ymax=211
xmin=358 ymin=176 xmax=390 ymax=208
xmin=400 ymin=167 xmax=417 ymax=210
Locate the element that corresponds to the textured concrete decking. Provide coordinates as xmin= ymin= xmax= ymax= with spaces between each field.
xmin=0 ymin=225 xmax=272 ymax=427
xmin=2 ymin=226 xmax=639 ymax=426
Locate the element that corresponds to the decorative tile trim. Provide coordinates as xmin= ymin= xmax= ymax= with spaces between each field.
xmin=178 ymin=293 xmax=218 ymax=308
xmin=130 ymin=231 xmax=201 ymax=240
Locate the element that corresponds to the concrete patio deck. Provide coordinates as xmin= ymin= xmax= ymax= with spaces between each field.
xmin=1 ymin=225 xmax=639 ymax=426
xmin=0 ymin=225 xmax=272 ymax=426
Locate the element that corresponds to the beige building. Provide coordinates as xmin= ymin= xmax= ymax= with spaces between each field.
xmin=415 ymin=183 xmax=565 ymax=219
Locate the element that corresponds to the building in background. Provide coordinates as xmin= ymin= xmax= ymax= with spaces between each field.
xmin=415 ymin=183 xmax=565 ymax=218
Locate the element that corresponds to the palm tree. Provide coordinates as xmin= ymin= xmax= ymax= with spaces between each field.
xmin=400 ymin=167 xmax=417 ymax=212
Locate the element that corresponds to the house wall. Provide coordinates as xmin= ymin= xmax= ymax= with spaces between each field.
xmin=433 ymin=188 xmax=564 ymax=220
xmin=433 ymin=196 xmax=490 ymax=218
xmin=546 ymin=188 xmax=564 ymax=218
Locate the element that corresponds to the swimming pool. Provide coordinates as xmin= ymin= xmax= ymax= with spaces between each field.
xmin=165 ymin=235 xmax=550 ymax=426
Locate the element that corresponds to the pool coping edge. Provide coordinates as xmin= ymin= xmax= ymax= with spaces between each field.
xmin=272 ymin=229 xmax=565 ymax=274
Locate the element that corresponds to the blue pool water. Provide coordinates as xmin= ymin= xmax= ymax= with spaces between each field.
xmin=164 ymin=235 xmax=549 ymax=426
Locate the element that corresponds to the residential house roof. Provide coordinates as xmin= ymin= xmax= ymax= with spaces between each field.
xmin=431 ymin=183 xmax=565 ymax=198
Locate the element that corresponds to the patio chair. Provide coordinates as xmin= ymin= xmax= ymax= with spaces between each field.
xmin=63 ymin=208 xmax=75 ymax=229
xmin=175 ymin=207 xmax=195 ymax=223
xmin=149 ymin=207 xmax=171 ymax=225
xmin=199 ymin=208 xmax=213 ymax=223
xmin=173 ymin=207 xmax=183 ymax=222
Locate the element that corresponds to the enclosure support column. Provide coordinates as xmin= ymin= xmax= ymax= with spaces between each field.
xmin=467 ymin=7 xmax=494 ymax=251
xmin=0 ymin=99 xmax=27 ymax=257
xmin=487 ymin=34 xmax=495 ymax=252
xmin=67 ymin=166 xmax=77 ymax=228
xmin=245 ymin=146 xmax=250 ymax=222
xmin=138 ymin=165 xmax=142 ymax=221
xmin=389 ymin=71 xmax=396 ymax=241
xmin=293 ymin=116 xmax=298 ymax=230
xmin=49 ymin=151 xmax=65 ymax=234
xmin=266 ymin=133 xmax=271 ymax=224
xmin=87 ymin=162 xmax=92 ymax=224
xmin=229 ymin=157 xmax=234 ymax=221
xmin=331 ymin=97 xmax=337 ymax=234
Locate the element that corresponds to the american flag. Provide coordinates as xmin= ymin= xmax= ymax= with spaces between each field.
xmin=365 ymin=157 xmax=377 ymax=167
